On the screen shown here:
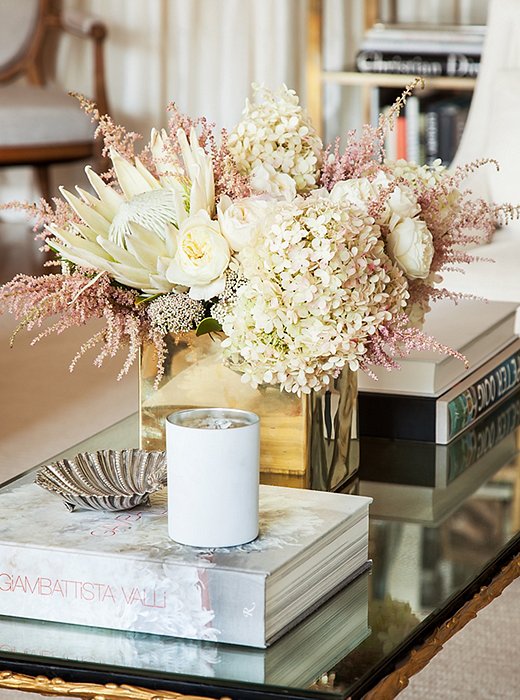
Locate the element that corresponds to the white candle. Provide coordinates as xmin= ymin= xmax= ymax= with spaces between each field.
xmin=166 ymin=408 xmax=260 ymax=547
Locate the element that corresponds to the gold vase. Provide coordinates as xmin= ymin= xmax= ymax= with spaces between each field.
xmin=140 ymin=333 xmax=358 ymax=491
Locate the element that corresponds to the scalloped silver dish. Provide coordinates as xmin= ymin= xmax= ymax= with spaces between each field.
xmin=35 ymin=449 xmax=167 ymax=512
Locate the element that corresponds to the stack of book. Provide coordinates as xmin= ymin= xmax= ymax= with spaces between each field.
xmin=359 ymin=388 xmax=520 ymax=525
xmin=358 ymin=299 xmax=520 ymax=444
xmin=357 ymin=22 xmax=483 ymax=164
xmin=356 ymin=23 xmax=484 ymax=78
xmin=0 ymin=571 xmax=370 ymax=687
xmin=0 ymin=474 xmax=371 ymax=648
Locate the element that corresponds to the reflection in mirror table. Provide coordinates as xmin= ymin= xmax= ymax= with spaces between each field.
xmin=0 ymin=413 xmax=518 ymax=700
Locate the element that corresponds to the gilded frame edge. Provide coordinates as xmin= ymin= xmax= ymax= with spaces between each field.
xmin=0 ymin=670 xmax=230 ymax=699
xmin=365 ymin=552 xmax=520 ymax=700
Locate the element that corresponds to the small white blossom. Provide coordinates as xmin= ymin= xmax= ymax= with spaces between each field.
xmin=228 ymin=85 xmax=322 ymax=195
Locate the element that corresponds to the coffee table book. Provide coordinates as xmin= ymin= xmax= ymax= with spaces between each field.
xmin=359 ymin=416 xmax=517 ymax=525
xmin=358 ymin=298 xmax=518 ymax=397
xmin=0 ymin=477 xmax=371 ymax=648
xmin=359 ymin=338 xmax=520 ymax=443
xmin=0 ymin=569 xmax=370 ymax=688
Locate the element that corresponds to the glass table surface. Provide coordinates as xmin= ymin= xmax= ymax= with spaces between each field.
xmin=0 ymin=412 xmax=519 ymax=700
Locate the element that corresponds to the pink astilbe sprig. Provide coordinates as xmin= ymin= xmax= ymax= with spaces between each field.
xmin=165 ymin=103 xmax=251 ymax=200
xmin=0 ymin=197 xmax=79 ymax=246
xmin=362 ymin=311 xmax=468 ymax=376
xmin=212 ymin=129 xmax=251 ymax=200
xmin=70 ymin=92 xmax=142 ymax=174
xmin=320 ymin=77 xmax=424 ymax=190
xmin=320 ymin=124 xmax=382 ymax=190
xmin=166 ymin=102 xmax=216 ymax=153
xmin=0 ymin=271 xmax=167 ymax=382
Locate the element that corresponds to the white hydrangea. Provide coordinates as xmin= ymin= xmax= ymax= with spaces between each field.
xmin=218 ymin=194 xmax=408 ymax=395
xmin=228 ymin=84 xmax=322 ymax=195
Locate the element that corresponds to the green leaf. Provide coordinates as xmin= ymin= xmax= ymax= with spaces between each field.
xmin=196 ymin=317 xmax=223 ymax=337
xmin=136 ymin=293 xmax=160 ymax=306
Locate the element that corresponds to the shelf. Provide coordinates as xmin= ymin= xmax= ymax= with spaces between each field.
xmin=321 ymin=70 xmax=477 ymax=91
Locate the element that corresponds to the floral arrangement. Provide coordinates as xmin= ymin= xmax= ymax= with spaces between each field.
xmin=0 ymin=82 xmax=515 ymax=395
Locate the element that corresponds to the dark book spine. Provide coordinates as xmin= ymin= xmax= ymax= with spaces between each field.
xmin=437 ymin=105 xmax=458 ymax=165
xmin=424 ymin=107 xmax=440 ymax=164
xmin=359 ymin=342 xmax=520 ymax=444
xmin=446 ymin=347 xmax=520 ymax=440
xmin=355 ymin=50 xmax=480 ymax=77
xmin=358 ymin=393 xmax=438 ymax=441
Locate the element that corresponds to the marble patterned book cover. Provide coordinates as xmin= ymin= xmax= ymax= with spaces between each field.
xmin=0 ymin=475 xmax=370 ymax=647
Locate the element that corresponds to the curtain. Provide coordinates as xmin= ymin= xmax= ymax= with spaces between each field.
xmin=0 ymin=0 xmax=490 ymax=203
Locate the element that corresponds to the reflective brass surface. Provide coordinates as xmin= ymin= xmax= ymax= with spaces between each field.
xmin=140 ymin=333 xmax=358 ymax=489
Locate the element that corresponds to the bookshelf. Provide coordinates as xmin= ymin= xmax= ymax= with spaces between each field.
xmin=307 ymin=0 xmax=479 ymax=148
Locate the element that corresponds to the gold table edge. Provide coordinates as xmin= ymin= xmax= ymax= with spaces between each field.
xmin=364 ymin=552 xmax=520 ymax=700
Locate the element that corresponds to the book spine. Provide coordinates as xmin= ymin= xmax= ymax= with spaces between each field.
xmin=355 ymin=50 xmax=480 ymax=77
xmin=424 ymin=107 xmax=439 ymax=164
xmin=359 ymin=340 xmax=520 ymax=443
xmin=405 ymin=96 xmax=420 ymax=164
xmin=437 ymin=105 xmax=458 ymax=166
xmin=396 ymin=116 xmax=407 ymax=160
xmin=0 ymin=546 xmax=266 ymax=646
xmin=439 ymin=345 xmax=520 ymax=443
xmin=446 ymin=390 xmax=520 ymax=483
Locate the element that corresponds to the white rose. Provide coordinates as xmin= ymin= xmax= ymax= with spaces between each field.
xmin=166 ymin=210 xmax=230 ymax=300
xmin=250 ymin=163 xmax=297 ymax=201
xmin=217 ymin=195 xmax=269 ymax=252
xmin=386 ymin=184 xmax=421 ymax=230
xmin=386 ymin=218 xmax=434 ymax=280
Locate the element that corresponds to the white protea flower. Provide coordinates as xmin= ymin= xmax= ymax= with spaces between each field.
xmin=48 ymin=129 xmax=222 ymax=297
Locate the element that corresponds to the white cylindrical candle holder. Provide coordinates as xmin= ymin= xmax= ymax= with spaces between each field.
xmin=166 ymin=408 xmax=260 ymax=548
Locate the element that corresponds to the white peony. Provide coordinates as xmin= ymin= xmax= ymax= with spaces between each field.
xmin=386 ymin=218 xmax=434 ymax=279
xmin=386 ymin=185 xmax=421 ymax=229
xmin=166 ymin=211 xmax=231 ymax=300
xmin=217 ymin=195 xmax=270 ymax=251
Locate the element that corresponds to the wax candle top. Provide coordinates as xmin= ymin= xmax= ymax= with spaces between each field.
xmin=167 ymin=408 xmax=259 ymax=430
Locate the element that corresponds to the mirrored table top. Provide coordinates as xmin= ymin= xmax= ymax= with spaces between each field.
xmin=0 ymin=411 xmax=518 ymax=700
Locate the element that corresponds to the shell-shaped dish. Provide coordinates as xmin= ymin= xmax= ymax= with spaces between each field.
xmin=35 ymin=449 xmax=167 ymax=512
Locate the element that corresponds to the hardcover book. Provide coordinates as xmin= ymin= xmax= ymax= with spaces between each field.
xmin=359 ymin=22 xmax=485 ymax=55
xmin=0 ymin=571 xmax=370 ymax=688
xmin=359 ymin=339 xmax=520 ymax=443
xmin=359 ymin=416 xmax=516 ymax=525
xmin=356 ymin=51 xmax=480 ymax=78
xmin=359 ymin=389 xmax=520 ymax=489
xmin=358 ymin=299 xmax=519 ymax=397
xmin=0 ymin=476 xmax=371 ymax=648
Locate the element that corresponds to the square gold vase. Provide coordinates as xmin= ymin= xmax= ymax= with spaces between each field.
xmin=140 ymin=333 xmax=358 ymax=490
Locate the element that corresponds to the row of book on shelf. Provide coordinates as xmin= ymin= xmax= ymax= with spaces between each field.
xmin=357 ymin=21 xmax=484 ymax=165
xmin=378 ymin=93 xmax=471 ymax=166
